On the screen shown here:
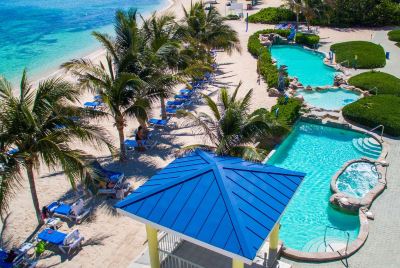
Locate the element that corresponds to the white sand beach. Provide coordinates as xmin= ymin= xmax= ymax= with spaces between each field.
xmin=0 ymin=0 xmax=379 ymax=267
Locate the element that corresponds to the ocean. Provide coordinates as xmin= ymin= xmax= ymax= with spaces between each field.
xmin=0 ymin=0 xmax=167 ymax=83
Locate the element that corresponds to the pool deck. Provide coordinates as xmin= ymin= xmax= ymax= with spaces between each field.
xmin=282 ymin=135 xmax=400 ymax=268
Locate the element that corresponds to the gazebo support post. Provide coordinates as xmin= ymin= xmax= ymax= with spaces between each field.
xmin=146 ymin=224 xmax=160 ymax=268
xmin=267 ymin=223 xmax=280 ymax=268
xmin=232 ymin=259 xmax=244 ymax=268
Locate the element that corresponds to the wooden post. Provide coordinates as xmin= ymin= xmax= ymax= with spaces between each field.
xmin=232 ymin=258 xmax=244 ymax=268
xmin=146 ymin=224 xmax=160 ymax=268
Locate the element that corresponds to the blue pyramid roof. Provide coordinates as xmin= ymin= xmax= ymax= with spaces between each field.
xmin=116 ymin=150 xmax=305 ymax=263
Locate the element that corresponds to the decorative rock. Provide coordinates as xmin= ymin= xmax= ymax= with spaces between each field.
xmin=294 ymin=95 xmax=304 ymax=102
xmin=305 ymin=86 xmax=313 ymax=91
xmin=268 ymin=87 xmax=281 ymax=97
xmin=365 ymin=210 xmax=374 ymax=220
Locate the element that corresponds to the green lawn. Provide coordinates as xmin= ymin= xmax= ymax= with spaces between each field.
xmin=330 ymin=41 xmax=386 ymax=69
xmin=348 ymin=71 xmax=400 ymax=96
xmin=343 ymin=95 xmax=400 ymax=136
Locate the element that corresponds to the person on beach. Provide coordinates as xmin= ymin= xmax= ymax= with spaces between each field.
xmin=135 ymin=126 xmax=147 ymax=151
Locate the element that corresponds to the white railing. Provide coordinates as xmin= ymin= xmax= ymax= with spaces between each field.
xmin=158 ymin=232 xmax=205 ymax=268
xmin=366 ymin=125 xmax=385 ymax=141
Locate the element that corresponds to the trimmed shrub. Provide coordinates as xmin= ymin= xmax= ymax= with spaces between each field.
xmin=330 ymin=41 xmax=386 ymax=69
xmin=388 ymin=29 xmax=400 ymax=42
xmin=348 ymin=71 xmax=400 ymax=96
xmin=271 ymin=97 xmax=302 ymax=125
xmin=225 ymin=14 xmax=240 ymax=20
xmin=248 ymin=7 xmax=296 ymax=24
xmin=343 ymin=95 xmax=400 ymax=136
xmin=295 ymin=33 xmax=320 ymax=47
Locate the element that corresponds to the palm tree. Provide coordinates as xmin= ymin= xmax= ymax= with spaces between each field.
xmin=0 ymin=71 xmax=113 ymax=224
xmin=180 ymin=2 xmax=241 ymax=55
xmin=177 ymin=83 xmax=281 ymax=162
xmin=63 ymin=55 xmax=155 ymax=161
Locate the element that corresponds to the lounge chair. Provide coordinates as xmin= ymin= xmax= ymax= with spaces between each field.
xmin=46 ymin=199 xmax=90 ymax=224
xmin=0 ymin=243 xmax=36 ymax=268
xmin=83 ymin=101 xmax=103 ymax=110
xmin=166 ymin=100 xmax=185 ymax=107
xmin=174 ymin=94 xmax=191 ymax=100
xmin=179 ymin=89 xmax=192 ymax=96
xmin=124 ymin=139 xmax=157 ymax=151
xmin=148 ymin=118 xmax=177 ymax=129
xmin=37 ymin=228 xmax=84 ymax=255
xmin=88 ymin=161 xmax=130 ymax=197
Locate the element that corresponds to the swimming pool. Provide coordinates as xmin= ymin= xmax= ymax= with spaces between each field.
xmin=271 ymin=45 xmax=339 ymax=87
xmin=267 ymin=122 xmax=381 ymax=252
xmin=336 ymin=162 xmax=379 ymax=198
xmin=296 ymin=88 xmax=361 ymax=110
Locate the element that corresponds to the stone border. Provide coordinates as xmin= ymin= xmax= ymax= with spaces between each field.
xmin=330 ymin=158 xmax=387 ymax=213
xmin=279 ymin=119 xmax=389 ymax=262
xmin=282 ymin=209 xmax=369 ymax=262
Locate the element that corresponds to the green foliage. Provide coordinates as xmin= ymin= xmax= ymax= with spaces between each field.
xmin=343 ymin=95 xmax=400 ymax=136
xmin=295 ymin=33 xmax=320 ymax=47
xmin=248 ymin=29 xmax=291 ymax=88
xmin=388 ymin=29 xmax=400 ymax=42
xmin=35 ymin=241 xmax=46 ymax=255
xmin=271 ymin=97 xmax=302 ymax=125
xmin=330 ymin=41 xmax=386 ymax=69
xmin=348 ymin=71 xmax=400 ymax=96
xmin=225 ymin=14 xmax=240 ymax=20
xmin=248 ymin=7 xmax=296 ymax=24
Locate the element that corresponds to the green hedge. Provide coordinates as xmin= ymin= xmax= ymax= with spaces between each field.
xmin=295 ymin=33 xmax=320 ymax=47
xmin=343 ymin=95 xmax=400 ymax=136
xmin=248 ymin=7 xmax=296 ymax=24
xmin=271 ymin=97 xmax=302 ymax=125
xmin=348 ymin=71 xmax=400 ymax=96
xmin=248 ymin=30 xmax=290 ymax=88
xmin=388 ymin=29 xmax=400 ymax=42
xmin=330 ymin=41 xmax=386 ymax=69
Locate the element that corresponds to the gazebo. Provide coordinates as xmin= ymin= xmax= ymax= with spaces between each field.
xmin=116 ymin=150 xmax=305 ymax=268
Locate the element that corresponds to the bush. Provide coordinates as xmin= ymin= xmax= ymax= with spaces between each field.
xmin=330 ymin=41 xmax=386 ymax=69
xmin=348 ymin=71 xmax=400 ymax=96
xmin=271 ymin=97 xmax=302 ymax=125
xmin=248 ymin=7 xmax=296 ymax=24
xmin=225 ymin=14 xmax=240 ymax=20
xmin=388 ymin=29 xmax=400 ymax=42
xmin=343 ymin=95 xmax=400 ymax=136
xmin=295 ymin=33 xmax=320 ymax=47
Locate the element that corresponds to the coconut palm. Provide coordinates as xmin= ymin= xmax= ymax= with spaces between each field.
xmin=63 ymin=55 xmax=157 ymax=161
xmin=0 ymin=71 xmax=113 ymax=224
xmin=180 ymin=2 xmax=241 ymax=55
xmin=178 ymin=83 xmax=281 ymax=162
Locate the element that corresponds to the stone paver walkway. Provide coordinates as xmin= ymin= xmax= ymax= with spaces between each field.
xmin=371 ymin=30 xmax=400 ymax=77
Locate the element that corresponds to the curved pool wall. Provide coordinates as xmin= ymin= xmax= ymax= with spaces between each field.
xmin=266 ymin=121 xmax=382 ymax=252
xmin=296 ymin=88 xmax=361 ymax=110
xmin=271 ymin=45 xmax=340 ymax=87
xmin=336 ymin=161 xmax=379 ymax=198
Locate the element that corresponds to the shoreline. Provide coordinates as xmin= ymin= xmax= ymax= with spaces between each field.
xmin=31 ymin=0 xmax=176 ymax=86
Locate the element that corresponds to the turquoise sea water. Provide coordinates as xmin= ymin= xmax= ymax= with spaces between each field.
xmin=271 ymin=45 xmax=339 ymax=87
xmin=267 ymin=122 xmax=380 ymax=251
xmin=0 ymin=0 xmax=167 ymax=83
xmin=296 ymin=88 xmax=361 ymax=110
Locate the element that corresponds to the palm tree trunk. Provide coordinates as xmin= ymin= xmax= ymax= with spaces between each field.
xmin=116 ymin=117 xmax=126 ymax=161
xmin=26 ymin=160 xmax=44 ymax=225
xmin=161 ymin=96 xmax=167 ymax=120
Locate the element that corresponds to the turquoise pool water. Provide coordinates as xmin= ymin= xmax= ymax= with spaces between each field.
xmin=271 ymin=45 xmax=339 ymax=87
xmin=337 ymin=162 xmax=379 ymax=198
xmin=267 ymin=122 xmax=381 ymax=251
xmin=0 ymin=0 xmax=167 ymax=83
xmin=296 ymin=88 xmax=361 ymax=110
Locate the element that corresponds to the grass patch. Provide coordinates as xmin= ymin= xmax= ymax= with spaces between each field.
xmin=330 ymin=41 xmax=386 ymax=69
xmin=248 ymin=7 xmax=296 ymax=24
xmin=343 ymin=95 xmax=400 ymax=136
xmin=348 ymin=71 xmax=400 ymax=96
xmin=388 ymin=29 xmax=400 ymax=42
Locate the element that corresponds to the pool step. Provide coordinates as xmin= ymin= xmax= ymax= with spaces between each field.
xmin=352 ymin=137 xmax=381 ymax=158
xmin=303 ymin=237 xmax=347 ymax=253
